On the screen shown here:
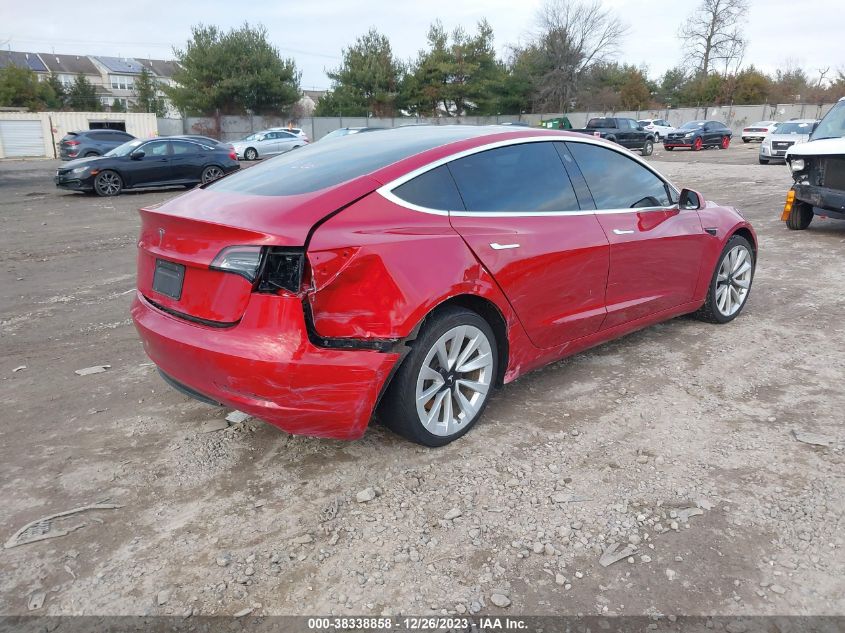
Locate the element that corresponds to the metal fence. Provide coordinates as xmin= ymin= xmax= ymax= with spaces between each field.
xmin=156 ymin=102 xmax=839 ymax=142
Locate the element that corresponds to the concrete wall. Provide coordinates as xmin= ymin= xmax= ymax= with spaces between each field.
xmin=0 ymin=111 xmax=158 ymax=158
xmin=156 ymin=102 xmax=839 ymax=144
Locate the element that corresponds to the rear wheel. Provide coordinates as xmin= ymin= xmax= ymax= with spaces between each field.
xmin=201 ymin=165 xmax=224 ymax=184
xmin=641 ymin=139 xmax=654 ymax=156
xmin=380 ymin=307 xmax=497 ymax=447
xmin=694 ymin=235 xmax=754 ymax=324
xmin=786 ymin=201 xmax=814 ymax=230
xmin=244 ymin=147 xmax=258 ymax=161
xmin=721 ymin=136 xmax=730 ymax=149
xmin=84 ymin=151 xmax=99 ymax=157
xmin=93 ymin=170 xmax=122 ymax=197
xmin=693 ymin=137 xmax=703 ymax=151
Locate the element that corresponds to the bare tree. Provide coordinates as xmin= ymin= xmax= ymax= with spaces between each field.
xmin=679 ymin=0 xmax=748 ymax=78
xmin=531 ymin=0 xmax=628 ymax=112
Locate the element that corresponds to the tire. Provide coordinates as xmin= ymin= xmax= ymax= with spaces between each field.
xmin=693 ymin=137 xmax=703 ymax=151
xmin=786 ymin=200 xmax=814 ymax=230
xmin=654 ymin=132 xmax=660 ymax=142
xmin=742 ymin=138 xmax=750 ymax=143
xmin=721 ymin=136 xmax=730 ymax=149
xmin=201 ymin=165 xmax=225 ymax=184
xmin=380 ymin=306 xmax=498 ymax=447
xmin=244 ymin=147 xmax=258 ymax=161
xmin=93 ymin=170 xmax=122 ymax=197
xmin=758 ymin=157 xmax=769 ymax=164
xmin=693 ymin=235 xmax=754 ymax=324
xmin=641 ymin=139 xmax=654 ymax=156
xmin=84 ymin=151 xmax=99 ymax=157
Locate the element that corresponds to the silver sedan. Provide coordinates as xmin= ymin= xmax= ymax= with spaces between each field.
xmin=230 ymin=130 xmax=307 ymax=160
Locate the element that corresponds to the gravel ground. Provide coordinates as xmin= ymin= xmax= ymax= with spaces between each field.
xmin=0 ymin=143 xmax=843 ymax=618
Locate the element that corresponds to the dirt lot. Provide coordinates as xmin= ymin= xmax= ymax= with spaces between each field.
xmin=1 ymin=141 xmax=843 ymax=618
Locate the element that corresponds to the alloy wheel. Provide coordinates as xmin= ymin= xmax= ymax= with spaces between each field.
xmin=721 ymin=136 xmax=730 ymax=149
xmin=715 ymin=245 xmax=752 ymax=317
xmin=95 ymin=171 xmax=121 ymax=196
xmin=415 ymin=324 xmax=493 ymax=437
xmin=693 ymin=137 xmax=703 ymax=151
xmin=245 ymin=148 xmax=257 ymax=160
xmin=202 ymin=166 xmax=224 ymax=183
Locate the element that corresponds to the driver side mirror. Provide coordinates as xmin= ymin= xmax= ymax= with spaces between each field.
xmin=637 ymin=125 xmax=645 ymax=131
xmin=130 ymin=149 xmax=145 ymax=160
xmin=679 ymin=188 xmax=703 ymax=210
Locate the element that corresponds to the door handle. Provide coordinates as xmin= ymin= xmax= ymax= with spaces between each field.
xmin=490 ymin=242 xmax=520 ymax=250
xmin=612 ymin=229 xmax=635 ymax=235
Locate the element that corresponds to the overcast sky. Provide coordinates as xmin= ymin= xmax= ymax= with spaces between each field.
xmin=1 ymin=0 xmax=842 ymax=90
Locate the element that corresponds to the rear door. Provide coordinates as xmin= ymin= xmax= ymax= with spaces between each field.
xmin=566 ymin=140 xmax=707 ymax=329
xmin=169 ymin=140 xmax=206 ymax=180
xmin=446 ymin=140 xmax=610 ymax=349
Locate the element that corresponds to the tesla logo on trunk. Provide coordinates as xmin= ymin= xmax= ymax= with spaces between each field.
xmin=158 ymin=228 xmax=165 ymax=247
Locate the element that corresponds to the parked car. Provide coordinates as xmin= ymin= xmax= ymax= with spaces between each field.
xmin=269 ymin=127 xmax=309 ymax=142
xmin=571 ymin=117 xmax=655 ymax=155
xmin=55 ymin=137 xmax=239 ymax=196
xmin=663 ymin=120 xmax=732 ymax=151
xmin=741 ymin=120 xmax=779 ymax=142
xmin=58 ymin=129 xmax=135 ymax=160
xmin=230 ymin=129 xmax=308 ymax=160
xmin=498 ymin=121 xmax=530 ymax=127
xmin=320 ymin=127 xmax=384 ymax=141
xmin=637 ymin=118 xmax=675 ymax=141
xmin=782 ymin=97 xmax=845 ymax=229
xmin=131 ymin=126 xmax=756 ymax=447
xmin=759 ymin=119 xmax=818 ymax=164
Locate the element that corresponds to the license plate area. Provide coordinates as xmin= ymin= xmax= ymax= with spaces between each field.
xmin=152 ymin=259 xmax=185 ymax=300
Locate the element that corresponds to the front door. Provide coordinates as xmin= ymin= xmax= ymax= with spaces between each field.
xmin=446 ymin=141 xmax=610 ymax=349
xmin=129 ymin=140 xmax=172 ymax=186
xmin=566 ymin=141 xmax=708 ymax=330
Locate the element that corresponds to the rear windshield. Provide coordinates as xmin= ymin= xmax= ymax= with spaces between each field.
xmin=776 ymin=122 xmax=814 ymax=135
xmin=587 ymin=118 xmax=615 ymax=128
xmin=208 ymin=126 xmax=495 ymax=196
xmin=637 ymin=120 xmax=651 ymax=126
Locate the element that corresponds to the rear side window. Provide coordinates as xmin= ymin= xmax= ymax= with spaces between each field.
xmin=89 ymin=132 xmax=112 ymax=141
xmin=392 ymin=165 xmax=464 ymax=211
xmin=567 ymin=142 xmax=670 ymax=209
xmin=587 ymin=118 xmax=614 ymax=128
xmin=448 ymin=142 xmax=579 ymax=212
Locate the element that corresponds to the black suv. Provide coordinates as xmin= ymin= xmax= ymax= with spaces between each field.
xmin=571 ymin=118 xmax=655 ymax=155
xmin=59 ymin=130 xmax=136 ymax=160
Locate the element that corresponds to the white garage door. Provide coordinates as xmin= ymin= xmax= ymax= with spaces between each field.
xmin=0 ymin=120 xmax=46 ymax=158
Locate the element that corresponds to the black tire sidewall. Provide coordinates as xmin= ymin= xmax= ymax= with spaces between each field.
xmin=381 ymin=307 xmax=498 ymax=447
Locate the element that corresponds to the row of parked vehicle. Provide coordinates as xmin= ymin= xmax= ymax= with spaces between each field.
xmin=570 ymin=117 xmax=735 ymax=155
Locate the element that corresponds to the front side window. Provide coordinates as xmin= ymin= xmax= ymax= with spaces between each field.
xmin=447 ymin=142 xmax=579 ymax=212
xmin=811 ymin=100 xmax=845 ymax=140
xmin=143 ymin=140 xmax=169 ymax=156
xmin=392 ymin=165 xmax=464 ymax=211
xmin=567 ymin=142 xmax=671 ymax=209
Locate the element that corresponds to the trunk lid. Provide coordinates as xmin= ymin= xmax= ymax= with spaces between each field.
xmin=137 ymin=177 xmax=379 ymax=323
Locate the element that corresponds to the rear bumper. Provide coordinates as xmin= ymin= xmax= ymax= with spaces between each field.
xmin=131 ymin=291 xmax=400 ymax=440
xmin=794 ymin=184 xmax=845 ymax=218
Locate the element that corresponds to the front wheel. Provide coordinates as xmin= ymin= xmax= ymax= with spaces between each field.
xmin=201 ymin=165 xmax=224 ymax=184
xmin=641 ymin=139 xmax=654 ymax=156
xmin=244 ymin=148 xmax=258 ymax=161
xmin=742 ymin=138 xmax=750 ymax=143
xmin=693 ymin=137 xmax=703 ymax=151
xmin=694 ymin=235 xmax=754 ymax=324
xmin=786 ymin=201 xmax=813 ymax=230
xmin=380 ymin=307 xmax=497 ymax=447
xmin=94 ymin=170 xmax=122 ymax=196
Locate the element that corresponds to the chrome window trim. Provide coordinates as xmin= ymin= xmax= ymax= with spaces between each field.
xmin=376 ymin=135 xmax=681 ymax=217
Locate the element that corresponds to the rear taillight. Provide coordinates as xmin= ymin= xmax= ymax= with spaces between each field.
xmin=210 ymin=246 xmax=307 ymax=293
xmin=65 ymin=140 xmax=80 ymax=146
xmin=257 ymin=248 xmax=306 ymax=294
xmin=210 ymin=246 xmax=262 ymax=281
xmin=229 ymin=150 xmax=237 ymax=160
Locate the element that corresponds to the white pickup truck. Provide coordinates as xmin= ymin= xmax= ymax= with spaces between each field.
xmin=782 ymin=97 xmax=845 ymax=229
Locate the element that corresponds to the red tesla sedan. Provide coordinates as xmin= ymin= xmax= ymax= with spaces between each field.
xmin=131 ymin=126 xmax=756 ymax=446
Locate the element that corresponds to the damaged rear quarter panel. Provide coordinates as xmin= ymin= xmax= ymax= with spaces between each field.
xmin=305 ymin=193 xmax=517 ymax=341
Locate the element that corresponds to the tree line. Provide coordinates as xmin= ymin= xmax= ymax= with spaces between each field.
xmin=2 ymin=0 xmax=843 ymax=117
